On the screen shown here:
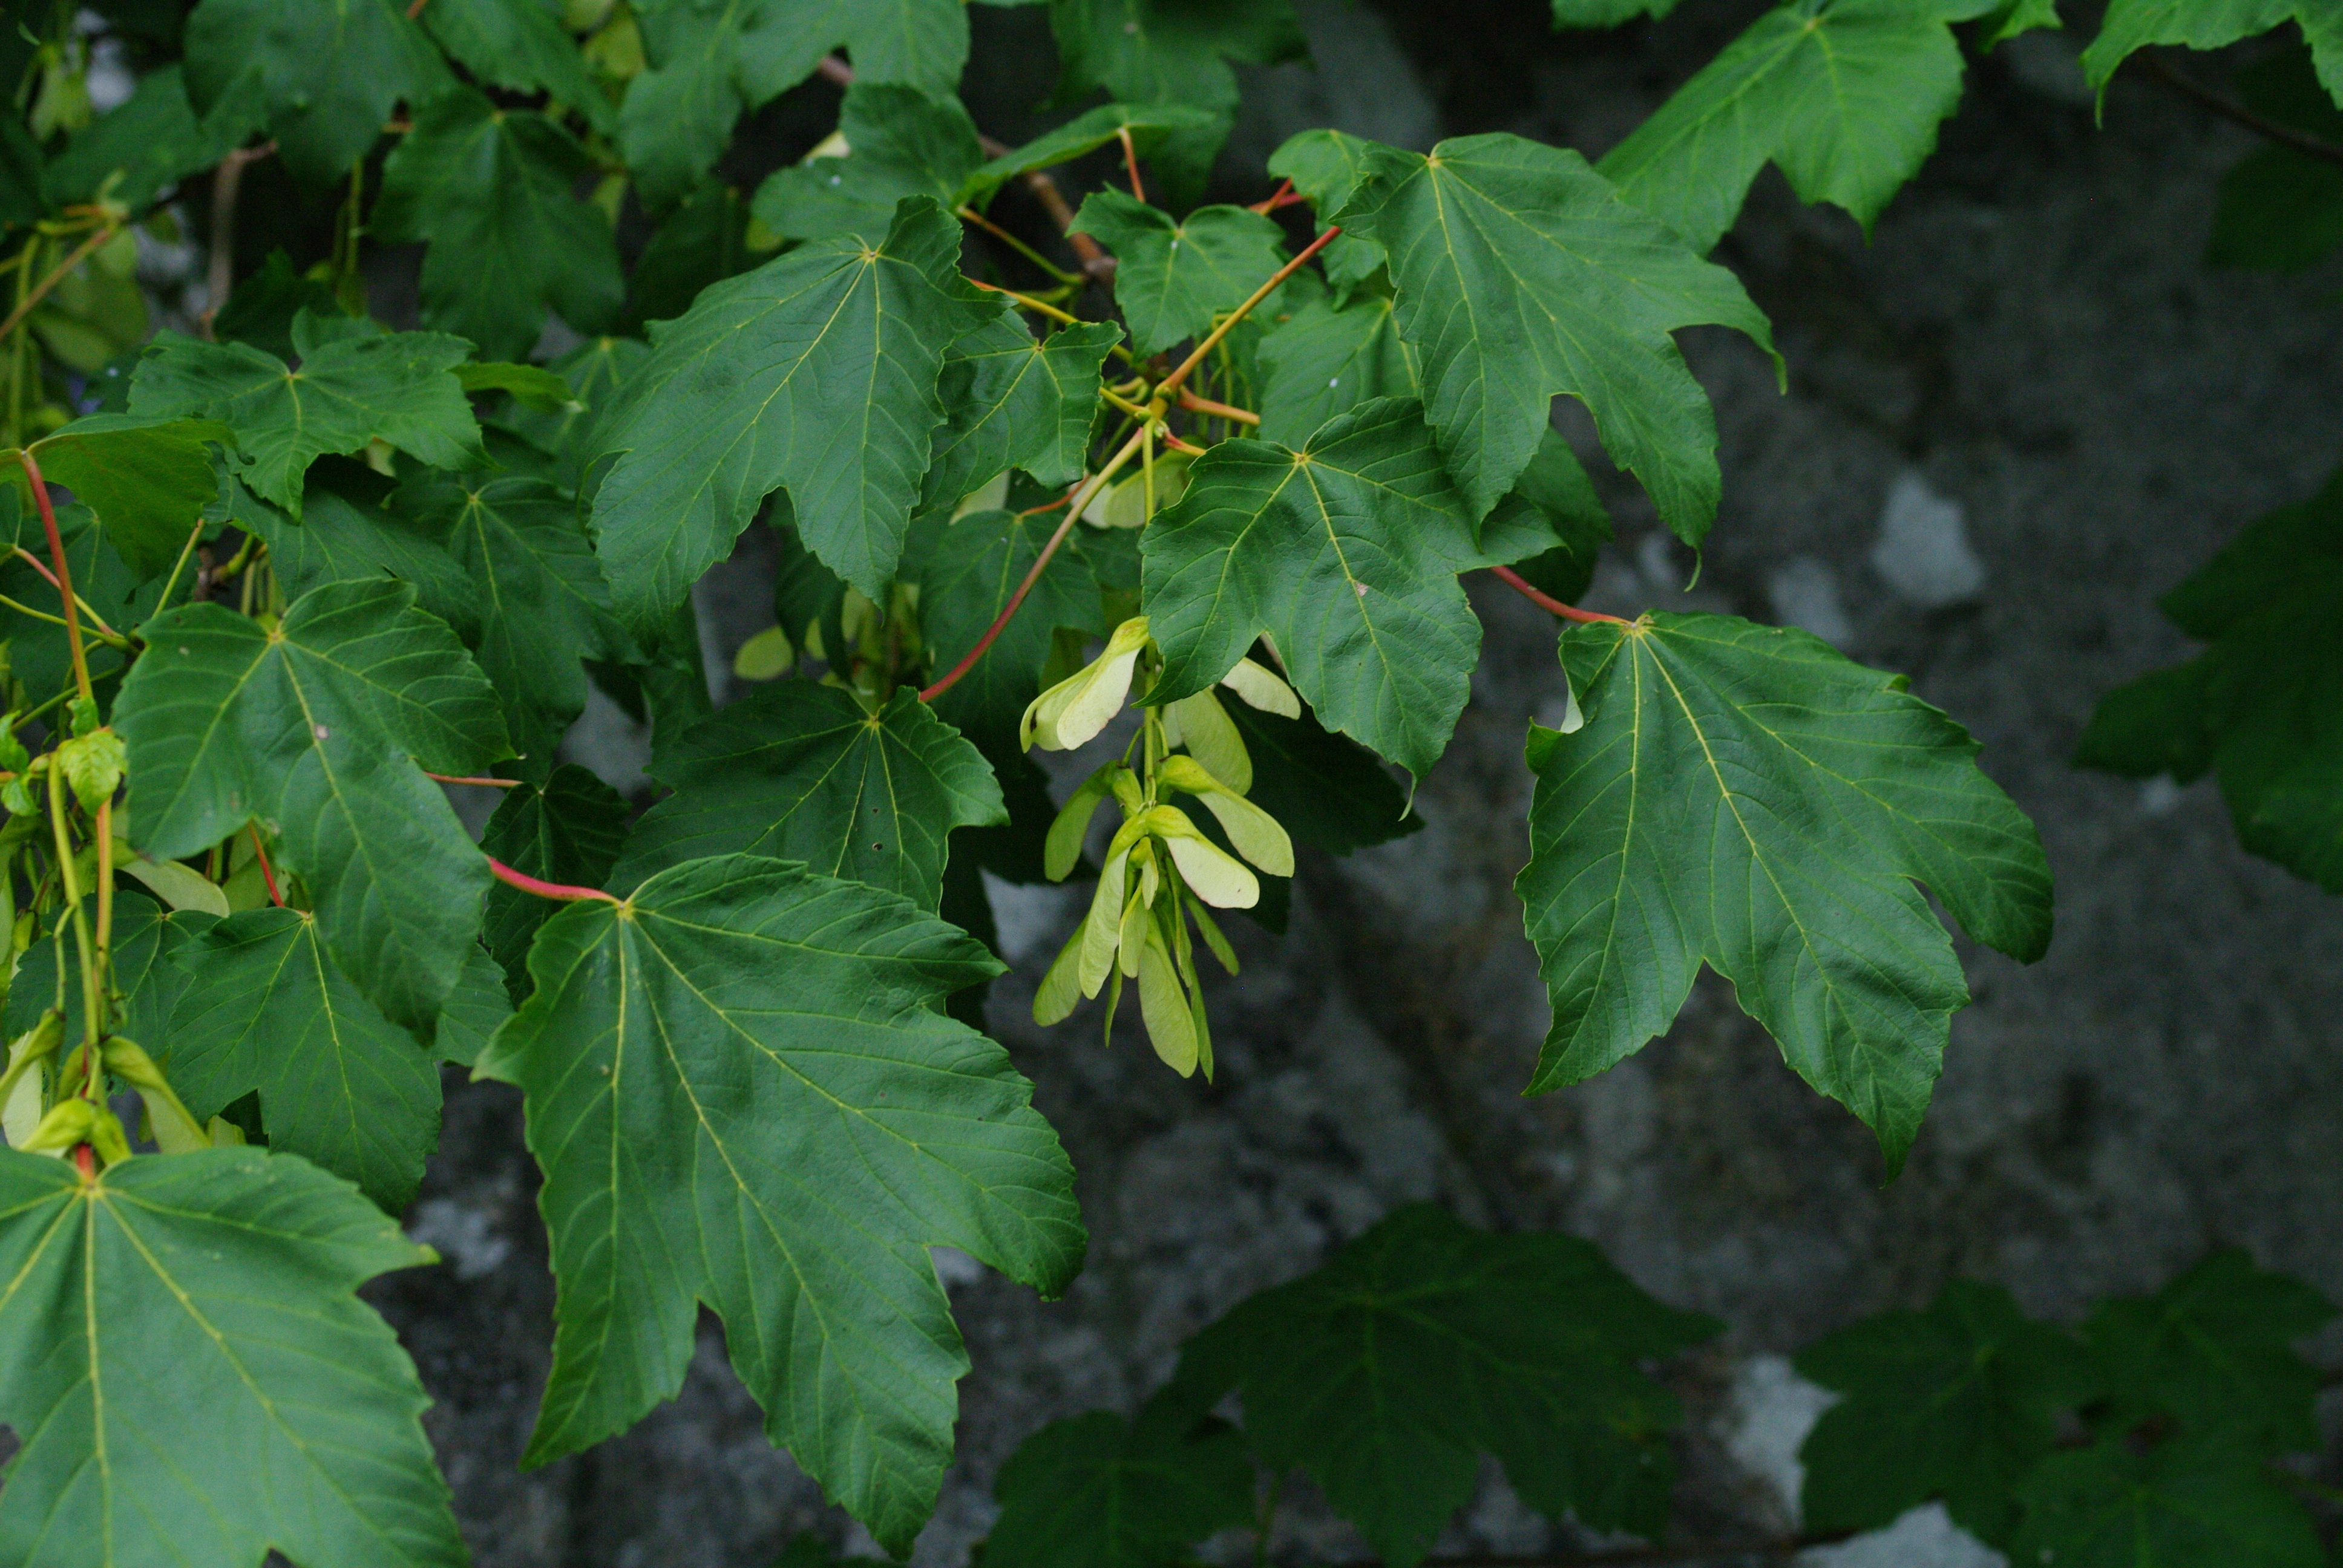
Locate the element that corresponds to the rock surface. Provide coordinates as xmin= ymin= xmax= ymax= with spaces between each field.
xmin=363 ymin=5 xmax=2343 ymax=1563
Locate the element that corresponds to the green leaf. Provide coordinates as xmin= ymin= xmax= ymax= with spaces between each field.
xmin=2076 ymin=468 xmax=2343 ymax=891
xmin=586 ymin=197 xmax=991 ymax=617
xmin=395 ymin=474 xmax=631 ymax=769
xmin=958 ymin=102 xmax=1227 ymax=206
xmin=473 ymin=855 xmax=1084 ymax=1551
xmin=611 ymin=682 xmax=1005 ymax=903
xmin=1070 ymin=190 xmax=1288 ymax=358
xmin=1045 ymin=0 xmax=1303 ymax=201
xmin=1796 ymin=1279 xmax=2097 ymax=1544
xmin=1552 ymin=0 xmax=1680 ymax=25
xmin=752 ymin=83 xmax=983 ymax=244
xmin=1516 ymin=613 xmax=2052 ymax=1168
xmin=621 ymin=181 xmax=755 ymax=331
xmin=224 ymin=459 xmax=477 ymax=633
xmin=1594 ymin=0 xmax=2002 ymax=255
xmin=0 ymin=1147 xmax=460 ymax=1568
xmin=1224 ymin=697 xmax=1420 ymax=854
xmin=422 ymin=0 xmax=618 ymax=134
xmin=913 ymin=507 xmax=1110 ymax=746
xmin=480 ymin=763 xmax=632 ymax=998
xmin=2083 ymin=0 xmax=2343 ymax=106
xmin=2010 ymin=1431 xmax=2325 ymax=1568
xmin=115 ymin=578 xmax=511 ymax=1033
xmin=2082 ymin=1251 xmax=2335 ymax=1453
xmin=2208 ymin=51 xmax=2343 ymax=264
xmin=212 ymin=250 xmax=346 ymax=362
xmin=920 ymin=314 xmax=1122 ymax=511
xmin=1256 ymin=284 xmax=1417 ymax=445
xmin=1140 ymin=397 xmax=1492 ymax=777
xmin=986 ymin=1406 xmax=1256 ymax=1568
xmin=129 ymin=319 xmax=487 ymax=512
xmin=168 ymin=907 xmax=443 ymax=1212
xmin=1169 ymin=1205 xmax=1717 ymax=1566
xmin=620 ymin=0 xmax=969 ymax=207
xmin=181 ymin=0 xmax=451 ymax=185
xmin=1338 ymin=132 xmax=1775 ymax=543
xmin=45 ymin=64 xmax=260 ymax=211
xmin=502 ymin=333 xmax=652 ymax=486
xmin=433 ymin=940 xmax=516 ymax=1065
xmin=6 ymin=414 xmax=231 ymax=578
xmin=1266 ymin=128 xmax=1390 ymax=291
xmin=0 ymin=492 xmax=142 ymax=698
xmin=373 ymin=86 xmax=625 ymax=361
xmin=0 ymin=117 xmax=45 ymax=228
xmin=1487 ymin=426 xmax=1614 ymax=606
xmin=4 ymin=890 xmax=216 ymax=1048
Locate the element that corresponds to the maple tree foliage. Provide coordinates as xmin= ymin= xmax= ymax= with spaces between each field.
xmin=0 ymin=0 xmax=2333 ymax=1563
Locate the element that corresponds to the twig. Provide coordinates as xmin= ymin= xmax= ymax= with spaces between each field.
xmin=1158 ymin=227 xmax=1342 ymax=401
xmin=426 ymin=771 xmax=522 ymax=789
xmin=11 ymin=547 xmax=122 ymax=642
xmin=1249 ymin=178 xmax=1295 ymax=215
xmin=487 ymin=854 xmax=622 ymax=904
xmin=958 ymin=204 xmax=1083 ymax=285
xmin=1489 ymin=563 xmax=1631 ymax=626
xmin=1118 ymin=125 xmax=1147 ymax=201
xmin=2137 ymin=53 xmax=2343 ymax=169
xmin=1178 ymin=389 xmax=1260 ymax=425
xmin=0 ymin=224 xmax=120 ymax=344
xmin=248 ymin=824 xmax=283 ymax=907
xmin=18 ymin=453 xmax=93 ymax=701
xmin=920 ymin=428 xmax=1148 ymax=702
xmin=203 ymin=143 xmax=277 ymax=335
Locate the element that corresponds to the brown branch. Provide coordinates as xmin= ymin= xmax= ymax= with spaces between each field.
xmin=2137 ymin=53 xmax=2343 ymax=169
xmin=203 ymin=143 xmax=277 ymax=337
xmin=817 ymin=53 xmax=1115 ymax=281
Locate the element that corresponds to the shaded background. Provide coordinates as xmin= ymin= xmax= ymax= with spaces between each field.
xmin=353 ymin=2 xmax=2343 ymax=1561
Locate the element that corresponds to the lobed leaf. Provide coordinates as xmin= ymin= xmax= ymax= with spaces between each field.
xmin=181 ymin=0 xmax=450 ymax=185
xmin=1516 ymin=613 xmax=2052 ymax=1168
xmin=1070 ymin=190 xmax=1289 ymax=357
xmin=474 ymin=855 xmax=1084 ymax=1552
xmin=0 ymin=1147 xmax=460 ymax=1568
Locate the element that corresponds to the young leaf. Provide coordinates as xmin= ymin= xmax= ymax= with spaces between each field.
xmin=44 ymin=64 xmax=260 ymax=212
xmin=1256 ymin=284 xmax=1417 ymax=445
xmin=2081 ymin=1250 xmax=2336 ymax=1453
xmin=473 ymin=855 xmax=1084 ymax=1553
xmin=621 ymin=0 xmax=970 ymax=207
xmin=1168 ymin=1205 xmax=1718 ymax=1566
xmin=1796 ymin=1280 xmax=2097 ymax=1544
xmin=2010 ymin=1430 xmax=2324 ymax=1568
xmin=985 ymin=1406 xmax=1256 ymax=1568
xmin=753 ymin=82 xmax=983 ymax=245
xmin=373 ymin=87 xmax=625 ymax=361
xmin=914 ymin=507 xmax=1111 ymax=745
xmin=1141 ymin=397 xmax=1491 ymax=777
xmin=1337 ymin=133 xmax=1775 ymax=543
xmin=611 ymin=682 xmax=1006 ymax=904
xmin=1517 ymin=613 xmax=2052 ymax=1168
xmin=1594 ymin=0 xmax=2004 ymax=256
xmin=421 ymin=0 xmax=618 ymax=134
xmin=920 ymin=314 xmax=1123 ymax=511
xmin=395 ymin=474 xmax=632 ymax=770
xmin=180 ymin=0 xmax=451 ymax=185
xmin=2083 ymin=1 xmax=2343 ymax=106
xmin=1069 ymin=190 xmax=1289 ymax=357
xmin=0 ymin=1146 xmax=460 ymax=1568
xmin=480 ymin=764 xmax=633 ymax=997
xmin=2076 ymin=468 xmax=2343 ymax=892
xmin=129 ymin=319 xmax=487 ymax=512
xmin=168 ymin=907 xmax=444 ymax=1213
xmin=115 ymin=578 xmax=511 ymax=1033
xmin=586 ymin=197 xmax=992 ymax=619
xmin=5 ymin=414 xmax=234 ymax=578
